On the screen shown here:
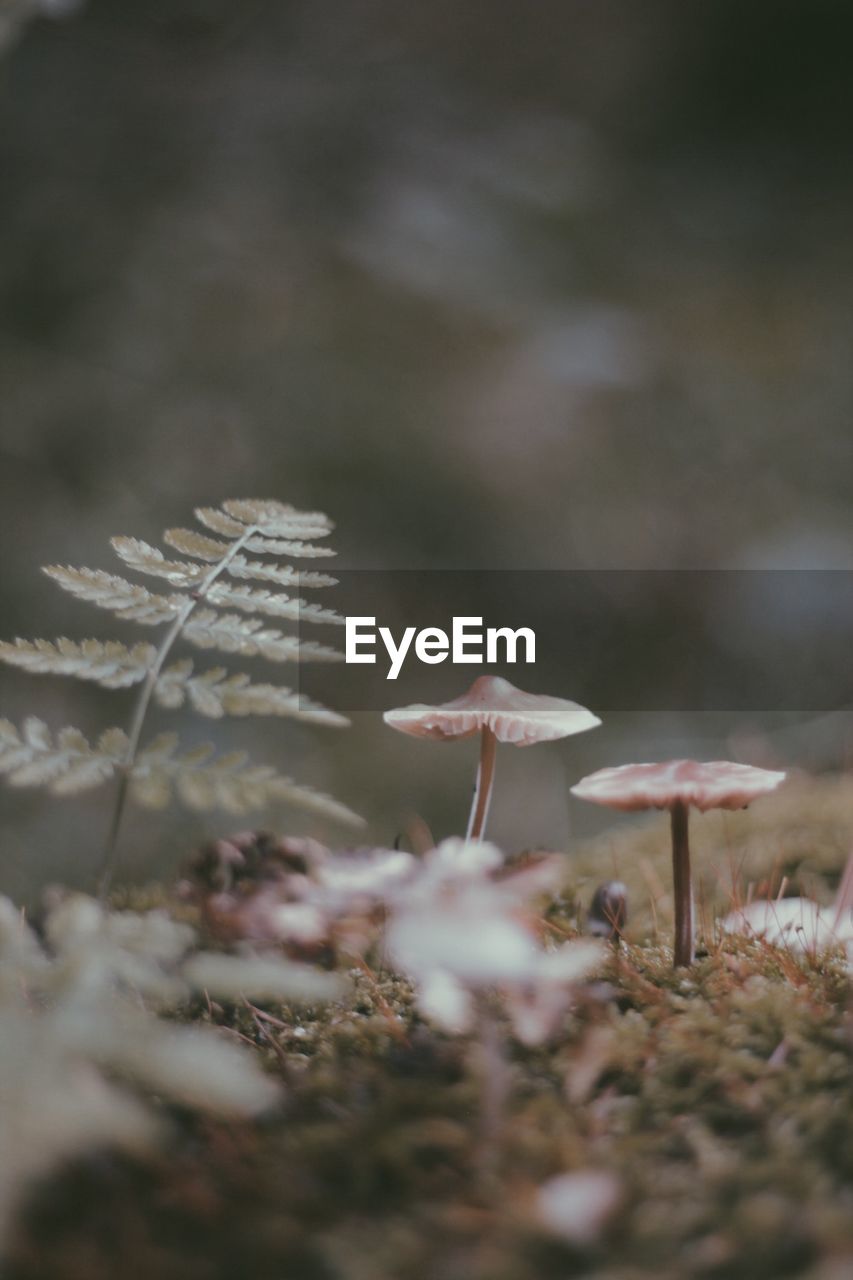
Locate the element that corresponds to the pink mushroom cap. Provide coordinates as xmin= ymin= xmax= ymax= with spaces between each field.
xmin=383 ymin=675 xmax=601 ymax=747
xmin=571 ymin=759 xmax=786 ymax=813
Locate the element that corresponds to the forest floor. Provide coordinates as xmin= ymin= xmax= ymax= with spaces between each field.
xmin=6 ymin=777 xmax=853 ymax=1280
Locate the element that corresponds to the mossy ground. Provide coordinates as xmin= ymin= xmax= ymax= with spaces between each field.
xmin=7 ymin=780 xmax=853 ymax=1280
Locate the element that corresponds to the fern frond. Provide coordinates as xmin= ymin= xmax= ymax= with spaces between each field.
xmin=225 ymin=554 xmax=336 ymax=589
xmin=155 ymin=660 xmax=348 ymax=726
xmin=44 ymin=567 xmax=183 ymax=624
xmin=111 ymin=537 xmax=205 ymax=587
xmin=0 ymin=639 xmax=155 ymax=689
xmin=206 ymin=583 xmax=343 ymax=625
xmin=221 ymin=499 xmax=333 ymax=539
xmin=183 ymin=609 xmax=343 ymax=663
xmin=131 ymin=736 xmax=362 ymax=825
xmin=243 ymin=535 xmax=336 ymax=559
xmin=0 ymin=718 xmax=128 ymax=794
xmin=3 ymin=496 xmax=360 ymax=892
xmin=154 ymin=660 xmax=209 ymax=712
xmin=167 ymin=526 xmax=334 ymax=562
xmin=194 ymin=507 xmax=246 ymax=537
xmin=163 ymin=529 xmax=231 ymax=562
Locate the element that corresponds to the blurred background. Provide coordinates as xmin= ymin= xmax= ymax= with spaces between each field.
xmin=2 ymin=0 xmax=853 ymax=898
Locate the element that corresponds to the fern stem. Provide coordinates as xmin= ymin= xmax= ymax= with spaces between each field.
xmin=97 ymin=524 xmax=261 ymax=897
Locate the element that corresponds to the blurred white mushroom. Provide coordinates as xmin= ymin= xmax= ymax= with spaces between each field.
xmin=503 ymin=942 xmax=605 ymax=1047
xmin=719 ymin=850 xmax=853 ymax=964
xmin=417 ymin=970 xmax=474 ymax=1035
xmin=536 ymin=1169 xmax=622 ymax=1245
xmin=311 ymin=846 xmax=417 ymax=909
xmin=386 ymin=837 xmax=603 ymax=1042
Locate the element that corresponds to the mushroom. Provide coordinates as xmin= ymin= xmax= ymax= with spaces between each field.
xmin=386 ymin=836 xmax=603 ymax=1044
xmin=587 ymin=880 xmax=628 ymax=943
xmin=571 ymin=760 xmax=786 ymax=967
xmin=720 ymin=848 xmax=853 ymax=963
xmin=384 ymin=675 xmax=601 ymax=841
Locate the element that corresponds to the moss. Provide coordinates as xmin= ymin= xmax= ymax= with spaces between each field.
xmin=7 ymin=790 xmax=853 ymax=1280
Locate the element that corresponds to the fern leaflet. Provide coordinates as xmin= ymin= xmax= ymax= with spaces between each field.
xmin=0 ymin=498 xmax=361 ymax=894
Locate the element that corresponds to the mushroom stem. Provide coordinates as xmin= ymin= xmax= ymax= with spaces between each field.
xmin=473 ymin=993 xmax=509 ymax=1181
xmin=670 ymin=799 xmax=694 ymax=967
xmin=466 ymin=726 xmax=498 ymax=841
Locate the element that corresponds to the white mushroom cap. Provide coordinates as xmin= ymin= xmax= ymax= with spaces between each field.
xmin=383 ymin=675 xmax=601 ymax=746
xmin=718 ymin=898 xmax=840 ymax=952
xmin=536 ymin=1170 xmax=623 ymax=1246
xmin=571 ymin=759 xmax=787 ymax=813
